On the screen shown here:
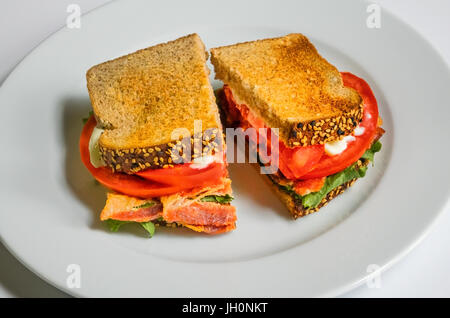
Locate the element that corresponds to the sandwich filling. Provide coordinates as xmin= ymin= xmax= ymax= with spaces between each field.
xmin=220 ymin=72 xmax=384 ymax=217
xmin=80 ymin=116 xmax=236 ymax=236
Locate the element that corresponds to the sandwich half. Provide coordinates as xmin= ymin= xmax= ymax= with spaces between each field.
xmin=211 ymin=33 xmax=384 ymax=218
xmin=80 ymin=34 xmax=236 ymax=236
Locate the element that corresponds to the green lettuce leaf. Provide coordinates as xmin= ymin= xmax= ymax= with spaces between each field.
xmin=105 ymin=219 xmax=130 ymax=232
xmin=132 ymin=201 xmax=156 ymax=210
xmin=301 ymin=141 xmax=382 ymax=209
xmin=200 ymin=194 xmax=234 ymax=204
xmin=140 ymin=222 xmax=156 ymax=238
xmin=360 ymin=141 xmax=382 ymax=164
xmin=301 ymin=164 xmax=367 ymax=209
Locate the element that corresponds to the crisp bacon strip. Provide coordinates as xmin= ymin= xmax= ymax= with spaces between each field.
xmin=184 ymin=223 xmax=236 ymax=235
xmin=373 ymin=127 xmax=385 ymax=143
xmin=99 ymin=177 xmax=236 ymax=234
xmin=176 ymin=177 xmax=233 ymax=198
xmin=161 ymin=177 xmax=236 ymax=227
xmin=163 ymin=202 xmax=236 ymax=226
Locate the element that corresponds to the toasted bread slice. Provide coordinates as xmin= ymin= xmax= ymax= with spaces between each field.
xmin=86 ymin=34 xmax=222 ymax=173
xmin=211 ymin=33 xmax=363 ymax=146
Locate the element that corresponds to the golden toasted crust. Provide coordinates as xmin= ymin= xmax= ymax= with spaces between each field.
xmin=86 ymin=34 xmax=223 ymax=173
xmin=99 ymin=128 xmax=223 ymax=173
xmin=211 ymin=34 xmax=363 ymax=146
xmin=86 ymin=34 xmax=221 ymax=150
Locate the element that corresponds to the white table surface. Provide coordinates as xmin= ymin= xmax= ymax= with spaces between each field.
xmin=1 ymin=0 xmax=449 ymax=298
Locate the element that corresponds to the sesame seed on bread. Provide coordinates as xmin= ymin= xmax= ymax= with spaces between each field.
xmin=86 ymin=34 xmax=223 ymax=173
xmin=210 ymin=33 xmax=363 ymax=147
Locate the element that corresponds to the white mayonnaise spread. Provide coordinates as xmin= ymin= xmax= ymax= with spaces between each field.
xmin=190 ymin=155 xmax=216 ymax=170
xmin=353 ymin=125 xmax=365 ymax=136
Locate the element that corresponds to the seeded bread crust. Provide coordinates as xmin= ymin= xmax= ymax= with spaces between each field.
xmin=100 ymin=129 xmax=223 ymax=173
xmin=211 ymin=34 xmax=363 ymax=146
xmin=86 ymin=34 xmax=223 ymax=173
xmin=255 ymin=159 xmax=368 ymax=219
xmin=266 ymin=174 xmax=358 ymax=219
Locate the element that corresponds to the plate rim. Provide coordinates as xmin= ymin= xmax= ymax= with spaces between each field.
xmin=1 ymin=0 xmax=450 ymax=297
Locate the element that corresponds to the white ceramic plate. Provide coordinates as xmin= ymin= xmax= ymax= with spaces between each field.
xmin=1 ymin=0 xmax=449 ymax=297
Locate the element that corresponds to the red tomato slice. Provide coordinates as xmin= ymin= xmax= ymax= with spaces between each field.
xmin=237 ymin=104 xmax=265 ymax=129
xmin=278 ymin=142 xmax=324 ymax=179
xmin=223 ymin=85 xmax=267 ymax=131
xmin=137 ymin=162 xmax=226 ymax=187
xmin=300 ymin=72 xmax=379 ymax=179
xmin=277 ymin=158 xmax=295 ymax=179
xmin=80 ymin=117 xmax=191 ymax=198
xmin=223 ymin=85 xmax=324 ymax=179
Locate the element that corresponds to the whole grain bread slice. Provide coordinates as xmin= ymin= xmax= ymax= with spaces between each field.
xmin=254 ymin=161 xmax=365 ymax=219
xmin=86 ymin=34 xmax=223 ymax=173
xmin=264 ymin=170 xmax=358 ymax=219
xmin=210 ymin=33 xmax=363 ymax=147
